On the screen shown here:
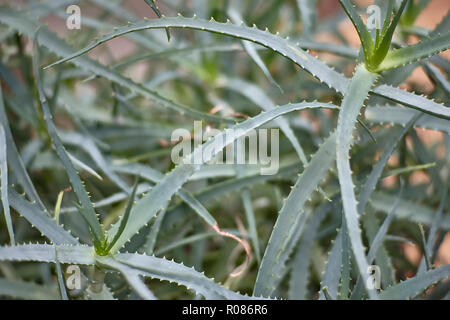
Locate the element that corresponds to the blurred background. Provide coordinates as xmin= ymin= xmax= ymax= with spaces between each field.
xmin=0 ymin=0 xmax=449 ymax=297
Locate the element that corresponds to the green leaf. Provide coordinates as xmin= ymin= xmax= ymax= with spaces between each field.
xmin=365 ymin=106 xmax=450 ymax=134
xmin=377 ymin=33 xmax=450 ymax=71
xmin=351 ymin=184 xmax=404 ymax=299
xmin=106 ymin=102 xmax=337 ymax=254
xmin=338 ymin=215 xmax=351 ymax=299
xmin=254 ymin=132 xmax=337 ymax=297
xmin=0 ymin=244 xmax=95 ymax=265
xmin=0 ymin=124 xmax=15 ymax=245
xmin=379 ymin=265 xmax=450 ymax=299
xmin=105 ymin=176 xmax=139 ymax=254
xmin=379 ymin=0 xmax=395 ymax=39
xmin=0 ymin=82 xmax=45 ymax=211
xmin=144 ymin=206 xmax=167 ymax=255
xmin=218 ymin=77 xmax=308 ymax=165
xmin=163 ymin=161 xmax=301 ymax=234
xmin=32 ymin=43 xmax=105 ymax=248
xmin=338 ymin=0 xmax=374 ymax=61
xmin=336 ymin=64 xmax=379 ymax=299
xmin=8 ymin=188 xmax=79 ymax=245
xmin=369 ymin=0 xmax=408 ymax=70
xmin=371 ymin=84 xmax=450 ymax=119
xmin=98 ymin=254 xmax=269 ymax=299
xmin=67 ymin=152 xmax=103 ymax=181
xmin=319 ymin=229 xmax=343 ymax=300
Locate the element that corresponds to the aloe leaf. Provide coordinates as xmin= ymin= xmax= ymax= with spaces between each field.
xmin=98 ymin=254 xmax=268 ymax=299
xmin=32 ymin=45 xmax=104 ymax=248
xmin=379 ymin=0 xmax=395 ymax=40
xmin=67 ymin=152 xmax=103 ymax=181
xmin=55 ymin=251 xmax=68 ymax=300
xmin=106 ymin=102 xmax=337 ymax=253
xmin=338 ymin=216 xmax=351 ymax=299
xmin=0 ymin=124 xmax=15 ymax=245
xmin=0 ymin=244 xmax=95 ymax=265
xmin=365 ymin=106 xmax=450 ymax=134
xmin=289 ymin=203 xmax=329 ymax=299
xmin=379 ymin=265 xmax=450 ymax=299
xmin=42 ymin=15 xmax=348 ymax=93
xmin=372 ymin=84 xmax=449 ymax=119
xmin=0 ymin=83 xmax=45 ymax=211
xmin=336 ymin=64 xmax=378 ymax=299
xmin=362 ymin=210 xmax=396 ymax=288
xmin=254 ymin=132 xmax=337 ymax=297
xmin=351 ymin=185 xmax=404 ymax=299
xmin=163 ymin=162 xmax=301 ymax=230
xmin=106 ymin=177 xmax=139 ymax=253
xmin=8 ymin=188 xmax=79 ymax=245
xmin=319 ymin=229 xmax=343 ymax=300
xmin=220 ymin=78 xmax=336 ymax=205
xmin=0 ymin=278 xmax=60 ymax=300
xmin=338 ymin=0 xmax=374 ymax=60
xmin=219 ymin=77 xmax=308 ymax=164
xmin=370 ymin=0 xmax=408 ymax=69
xmin=1 ymin=8 xmax=447 ymax=120
xmin=377 ymin=33 xmax=450 ymax=71
xmin=144 ymin=206 xmax=167 ymax=255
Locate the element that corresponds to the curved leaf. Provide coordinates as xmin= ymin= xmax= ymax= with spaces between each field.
xmin=336 ymin=64 xmax=378 ymax=299
xmin=106 ymin=102 xmax=337 ymax=253
xmin=254 ymin=132 xmax=337 ymax=297
xmin=379 ymin=265 xmax=450 ymax=300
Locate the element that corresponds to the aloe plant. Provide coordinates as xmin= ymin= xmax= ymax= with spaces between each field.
xmin=0 ymin=0 xmax=448 ymax=300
